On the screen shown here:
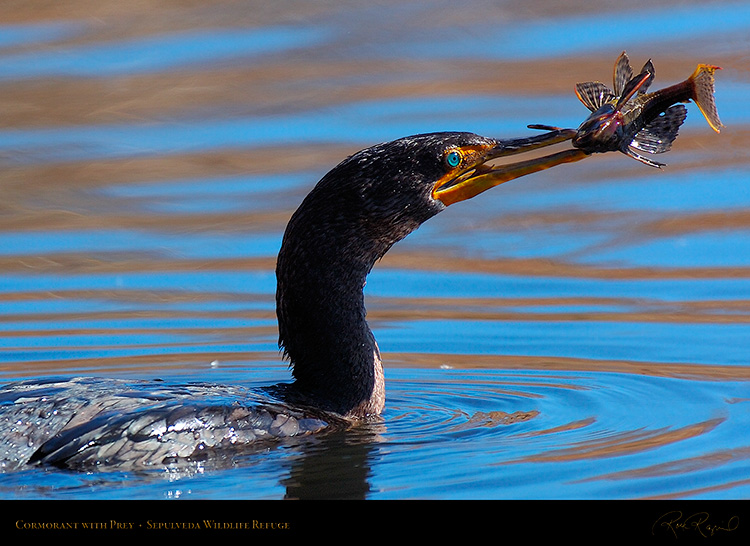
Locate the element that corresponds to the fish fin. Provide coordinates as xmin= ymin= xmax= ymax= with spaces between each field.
xmin=575 ymin=82 xmax=615 ymax=111
xmin=689 ymin=64 xmax=724 ymax=133
xmin=630 ymin=105 xmax=687 ymax=154
xmin=615 ymin=70 xmax=654 ymax=109
xmin=613 ymin=51 xmax=633 ymax=97
xmin=621 ymin=146 xmax=666 ymax=168
xmin=637 ymin=59 xmax=655 ymax=94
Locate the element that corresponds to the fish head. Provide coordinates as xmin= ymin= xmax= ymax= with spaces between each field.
xmin=572 ymin=103 xmax=625 ymax=153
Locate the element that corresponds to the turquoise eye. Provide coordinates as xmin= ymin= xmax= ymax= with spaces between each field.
xmin=446 ymin=150 xmax=461 ymax=168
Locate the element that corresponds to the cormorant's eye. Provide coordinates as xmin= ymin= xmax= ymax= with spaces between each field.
xmin=445 ymin=150 xmax=462 ymax=168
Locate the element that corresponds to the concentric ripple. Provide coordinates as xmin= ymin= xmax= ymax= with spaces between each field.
xmin=373 ymin=367 xmax=750 ymax=499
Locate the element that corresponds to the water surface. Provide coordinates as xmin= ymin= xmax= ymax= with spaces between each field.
xmin=1 ymin=0 xmax=750 ymax=503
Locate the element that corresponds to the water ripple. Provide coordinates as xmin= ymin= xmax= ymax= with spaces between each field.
xmin=0 ymin=0 xmax=748 ymax=500
xmin=376 ymin=368 xmax=750 ymax=498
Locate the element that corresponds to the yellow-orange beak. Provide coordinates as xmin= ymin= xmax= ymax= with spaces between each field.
xmin=432 ymin=129 xmax=588 ymax=206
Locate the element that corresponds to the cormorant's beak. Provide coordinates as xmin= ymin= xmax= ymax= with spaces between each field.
xmin=433 ymin=129 xmax=589 ymax=206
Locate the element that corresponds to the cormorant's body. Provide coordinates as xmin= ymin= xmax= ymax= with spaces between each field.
xmin=0 ymin=378 xmax=329 ymax=471
xmin=0 ymin=130 xmax=584 ymax=471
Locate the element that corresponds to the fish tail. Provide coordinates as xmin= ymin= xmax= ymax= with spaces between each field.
xmin=689 ymin=64 xmax=724 ymax=133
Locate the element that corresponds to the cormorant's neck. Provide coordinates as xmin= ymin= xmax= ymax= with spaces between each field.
xmin=275 ymin=245 xmax=383 ymax=417
xmin=274 ymin=165 xmax=436 ymax=417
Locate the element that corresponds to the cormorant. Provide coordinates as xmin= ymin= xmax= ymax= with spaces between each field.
xmin=0 ymin=129 xmax=585 ymax=471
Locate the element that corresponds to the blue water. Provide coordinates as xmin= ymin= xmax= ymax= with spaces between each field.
xmin=404 ymin=2 xmax=750 ymax=60
xmin=0 ymin=26 xmax=329 ymax=79
xmin=0 ymin=0 xmax=749 ymax=505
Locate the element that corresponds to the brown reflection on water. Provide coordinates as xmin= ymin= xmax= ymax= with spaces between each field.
xmin=0 ymin=144 xmax=347 ymax=235
xmin=645 ymin=477 xmax=750 ymax=500
xmin=587 ymin=445 xmax=750 ymax=481
xmin=369 ymin=294 xmax=750 ymax=324
xmin=390 ymin=352 xmax=750 ymax=381
xmin=0 ymin=352 xmax=280 ymax=377
xmin=382 ymin=251 xmax=750 ymax=280
xmin=450 ymin=410 xmax=540 ymax=430
xmin=574 ymin=443 xmax=750 ymax=499
xmin=507 ymin=417 xmax=724 ymax=463
xmin=521 ymin=417 xmax=597 ymax=437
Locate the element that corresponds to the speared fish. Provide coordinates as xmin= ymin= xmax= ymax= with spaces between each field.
xmin=569 ymin=51 xmax=723 ymax=168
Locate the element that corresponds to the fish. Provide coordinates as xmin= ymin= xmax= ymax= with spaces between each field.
xmin=570 ymin=51 xmax=723 ymax=168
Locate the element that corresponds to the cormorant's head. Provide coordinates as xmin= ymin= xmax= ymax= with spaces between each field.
xmin=293 ymin=130 xmax=581 ymax=257
xmin=277 ymin=130 xmax=587 ymax=294
xmin=323 ymin=132 xmax=505 ymax=229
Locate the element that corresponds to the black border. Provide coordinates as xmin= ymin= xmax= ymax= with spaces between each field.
xmin=3 ymin=500 xmax=749 ymax=541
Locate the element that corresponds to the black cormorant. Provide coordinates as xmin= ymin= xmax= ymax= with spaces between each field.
xmin=0 ymin=129 xmax=585 ymax=471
